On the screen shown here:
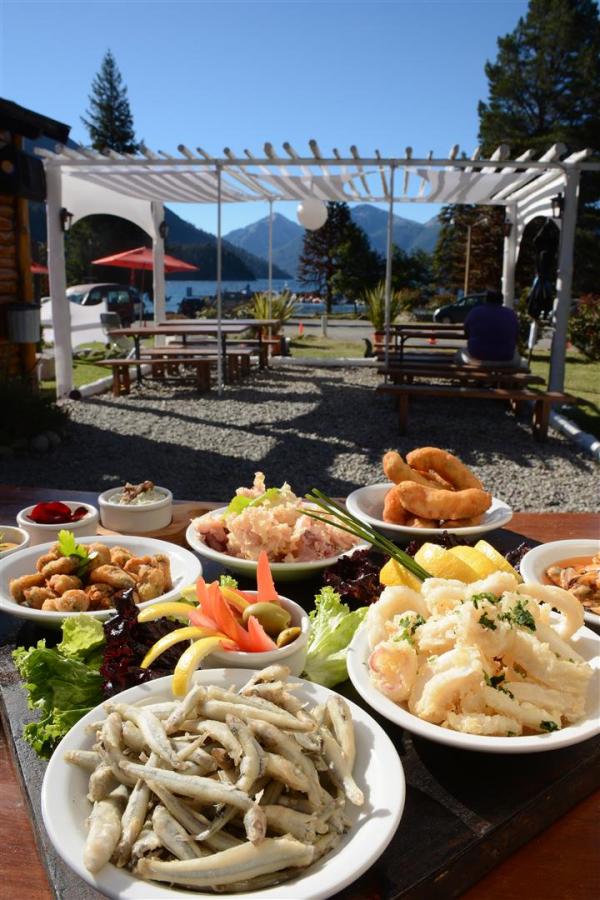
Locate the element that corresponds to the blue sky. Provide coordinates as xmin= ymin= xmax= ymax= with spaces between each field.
xmin=0 ymin=0 xmax=528 ymax=234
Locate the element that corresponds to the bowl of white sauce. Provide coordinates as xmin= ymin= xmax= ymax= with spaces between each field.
xmin=98 ymin=482 xmax=173 ymax=533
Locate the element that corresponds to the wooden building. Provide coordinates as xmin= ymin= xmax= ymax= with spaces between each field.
xmin=0 ymin=98 xmax=70 ymax=381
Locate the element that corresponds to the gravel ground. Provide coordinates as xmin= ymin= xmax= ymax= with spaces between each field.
xmin=3 ymin=367 xmax=598 ymax=511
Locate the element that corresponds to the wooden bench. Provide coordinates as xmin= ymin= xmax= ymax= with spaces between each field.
xmin=96 ymin=357 xmax=212 ymax=396
xmin=378 ymin=365 xmax=545 ymax=389
xmin=376 ymin=382 xmax=578 ymax=441
xmin=140 ymin=347 xmax=256 ymax=382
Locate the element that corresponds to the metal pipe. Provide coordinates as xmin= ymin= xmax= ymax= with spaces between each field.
xmin=216 ymin=163 xmax=223 ymax=395
xmin=45 ymin=166 xmax=73 ymax=399
xmin=384 ymin=164 xmax=396 ymax=368
xmin=268 ymin=199 xmax=273 ymax=317
xmin=464 ymin=224 xmax=472 ymax=296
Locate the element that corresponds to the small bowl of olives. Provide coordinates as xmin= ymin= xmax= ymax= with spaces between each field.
xmin=202 ymin=591 xmax=310 ymax=676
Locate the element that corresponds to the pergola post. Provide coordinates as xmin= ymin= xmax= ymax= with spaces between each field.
xmin=548 ymin=170 xmax=579 ymax=392
xmin=216 ymin=163 xmax=223 ymax=395
xmin=383 ymin=164 xmax=396 ymax=368
xmin=152 ymin=201 xmax=166 ymax=326
xmin=501 ymin=204 xmax=517 ymax=308
xmin=45 ymin=166 xmax=73 ymax=399
xmin=267 ymin=199 xmax=273 ymax=320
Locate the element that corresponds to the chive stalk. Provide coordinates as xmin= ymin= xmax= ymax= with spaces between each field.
xmin=305 ymin=489 xmax=432 ymax=581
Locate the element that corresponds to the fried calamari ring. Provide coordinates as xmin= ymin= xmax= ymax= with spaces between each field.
xmin=382 ymin=451 xmax=434 ymax=487
xmin=395 ymin=482 xmax=492 ymax=521
xmin=382 ymin=485 xmax=411 ymax=524
xmin=406 ymin=447 xmax=483 ymax=491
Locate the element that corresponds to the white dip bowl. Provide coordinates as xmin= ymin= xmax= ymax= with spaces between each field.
xmin=98 ymin=486 xmax=173 ymax=533
xmin=17 ymin=501 xmax=99 ymax=546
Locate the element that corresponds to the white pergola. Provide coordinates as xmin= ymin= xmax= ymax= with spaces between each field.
xmin=38 ymin=140 xmax=598 ymax=399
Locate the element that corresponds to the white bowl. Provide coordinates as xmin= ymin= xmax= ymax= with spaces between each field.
xmin=98 ymin=486 xmax=173 ymax=533
xmin=201 ymin=591 xmax=310 ymax=676
xmin=186 ymin=510 xmax=365 ymax=583
xmin=347 ymin=622 xmax=600 ymax=754
xmin=0 ymin=534 xmax=202 ymax=625
xmin=42 ymin=669 xmax=405 ymax=900
xmin=0 ymin=525 xmax=30 ymax=559
xmin=17 ymin=501 xmax=99 ymax=546
xmin=520 ymin=539 xmax=600 ymax=629
xmin=346 ymin=483 xmax=513 ymax=542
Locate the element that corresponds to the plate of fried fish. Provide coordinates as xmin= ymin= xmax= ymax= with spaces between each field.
xmin=41 ymin=666 xmax=405 ymax=899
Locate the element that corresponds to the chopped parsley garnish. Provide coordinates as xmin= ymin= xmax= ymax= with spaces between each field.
xmin=479 ymin=611 xmax=497 ymax=631
xmin=540 ymin=720 xmax=559 ymax=732
xmin=511 ymin=600 xmax=536 ymax=631
xmin=395 ymin=614 xmax=425 ymax=646
xmin=471 ymin=592 xmax=500 ymax=609
xmin=506 ymin=731 xmax=516 ymax=737
xmin=484 ymin=672 xmax=505 ymax=688
xmin=513 ymin=662 xmax=527 ymax=677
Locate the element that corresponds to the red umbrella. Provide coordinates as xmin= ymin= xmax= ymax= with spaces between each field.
xmin=31 ymin=262 xmax=48 ymax=274
xmin=91 ymin=246 xmax=199 ymax=273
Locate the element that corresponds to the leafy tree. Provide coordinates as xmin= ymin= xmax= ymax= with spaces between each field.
xmin=298 ymin=202 xmax=382 ymax=311
xmin=433 ymin=205 xmax=505 ymax=294
xmin=82 ymin=50 xmax=139 ymax=153
xmin=390 ymin=247 xmax=433 ymax=292
xmin=478 ymin=0 xmax=600 ymax=293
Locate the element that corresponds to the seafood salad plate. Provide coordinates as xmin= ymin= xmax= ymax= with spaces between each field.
xmin=520 ymin=540 xmax=600 ymax=629
xmin=42 ymin=667 xmax=405 ymax=900
xmin=347 ymin=571 xmax=600 ymax=753
xmin=0 ymin=534 xmax=202 ymax=624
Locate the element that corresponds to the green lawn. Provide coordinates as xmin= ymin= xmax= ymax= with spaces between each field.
xmin=529 ymin=349 xmax=600 ymax=438
xmin=289 ymin=335 xmax=365 ymax=358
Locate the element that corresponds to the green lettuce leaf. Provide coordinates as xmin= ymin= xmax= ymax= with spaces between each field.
xmin=302 ymin=587 xmax=367 ymax=688
xmin=12 ymin=619 xmax=105 ymax=759
xmin=57 ymin=614 xmax=105 ymax=661
xmin=226 ymin=487 xmax=281 ymax=516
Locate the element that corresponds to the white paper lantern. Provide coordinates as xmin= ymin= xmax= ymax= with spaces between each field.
xmin=297 ymin=198 xmax=328 ymax=231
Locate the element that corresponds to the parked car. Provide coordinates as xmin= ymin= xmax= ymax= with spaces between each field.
xmin=433 ymin=293 xmax=488 ymax=324
xmin=41 ymin=283 xmax=144 ymax=326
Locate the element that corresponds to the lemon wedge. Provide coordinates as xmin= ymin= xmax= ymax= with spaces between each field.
xmin=414 ymin=543 xmax=479 ymax=583
xmin=448 ymin=546 xmax=499 ymax=579
xmin=172 ymin=636 xmax=226 ymax=697
xmin=474 ymin=540 xmax=522 ymax=581
xmin=380 ymin=558 xmax=423 ymax=591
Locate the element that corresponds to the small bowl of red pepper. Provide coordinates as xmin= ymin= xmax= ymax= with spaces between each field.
xmin=17 ymin=500 xmax=99 ymax=546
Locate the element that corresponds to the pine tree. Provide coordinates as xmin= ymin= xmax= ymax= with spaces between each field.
xmin=433 ymin=206 xmax=505 ymax=295
xmin=298 ymin=202 xmax=382 ymax=311
xmin=82 ymin=50 xmax=139 ymax=153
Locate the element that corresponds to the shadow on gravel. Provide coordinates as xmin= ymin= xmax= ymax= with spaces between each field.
xmin=2 ymin=368 xmax=597 ymax=507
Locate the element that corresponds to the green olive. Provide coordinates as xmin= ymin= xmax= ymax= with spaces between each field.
xmin=242 ymin=602 xmax=291 ymax=637
xmin=276 ymin=627 xmax=301 ymax=648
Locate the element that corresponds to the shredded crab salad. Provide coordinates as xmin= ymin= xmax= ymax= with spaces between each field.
xmin=366 ymin=571 xmax=593 ymax=737
xmin=193 ymin=473 xmax=358 ymax=563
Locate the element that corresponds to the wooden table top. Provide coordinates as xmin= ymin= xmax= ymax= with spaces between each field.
xmin=1 ymin=485 xmax=598 ymax=900
xmin=108 ymin=323 xmax=251 ymax=337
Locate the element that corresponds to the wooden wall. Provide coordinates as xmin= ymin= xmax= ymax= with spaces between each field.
xmin=0 ymin=133 xmax=36 ymax=381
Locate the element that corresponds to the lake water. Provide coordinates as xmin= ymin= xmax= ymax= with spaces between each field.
xmin=163 ymin=280 xmax=364 ymax=316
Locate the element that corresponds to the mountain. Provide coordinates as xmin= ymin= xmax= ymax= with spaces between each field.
xmin=224 ymin=205 xmax=440 ymax=277
xmin=29 ymin=204 xmax=292 ymax=281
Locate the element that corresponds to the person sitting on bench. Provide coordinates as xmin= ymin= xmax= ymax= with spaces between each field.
xmin=457 ymin=289 xmax=523 ymax=368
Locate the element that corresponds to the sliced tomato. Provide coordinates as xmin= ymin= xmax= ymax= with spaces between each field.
xmin=246 ymin=615 xmax=277 ymax=652
xmin=256 ymin=550 xmax=280 ymax=604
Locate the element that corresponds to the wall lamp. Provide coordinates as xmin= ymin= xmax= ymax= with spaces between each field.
xmin=59 ymin=207 xmax=73 ymax=233
xmin=158 ymin=220 xmax=169 ymax=240
xmin=551 ymin=195 xmax=564 ymax=219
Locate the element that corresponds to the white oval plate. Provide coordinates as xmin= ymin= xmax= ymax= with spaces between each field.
xmin=346 ymin=483 xmax=513 ymax=542
xmin=520 ymin=539 xmax=600 ymax=629
xmin=347 ymin=624 xmax=600 ymax=754
xmin=0 ymin=535 xmax=202 ymax=624
xmin=186 ymin=510 xmax=365 ymax=583
xmin=42 ymin=669 xmax=405 ymax=900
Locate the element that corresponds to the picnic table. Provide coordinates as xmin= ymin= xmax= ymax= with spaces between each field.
xmin=389 ymin=322 xmax=466 ymax=358
xmin=0 ymin=485 xmax=598 ymax=900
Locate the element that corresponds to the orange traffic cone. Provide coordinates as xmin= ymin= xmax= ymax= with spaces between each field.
xmin=298 ymin=322 xmax=304 ymax=336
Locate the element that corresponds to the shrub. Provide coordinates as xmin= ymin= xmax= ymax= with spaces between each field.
xmin=569 ymin=294 xmax=600 ymax=360
xmin=0 ymin=379 xmax=68 ymax=445
xmin=241 ymin=291 xmax=296 ymax=335
xmin=362 ymin=282 xmax=403 ymax=332
xmin=397 ymin=288 xmax=422 ymax=314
